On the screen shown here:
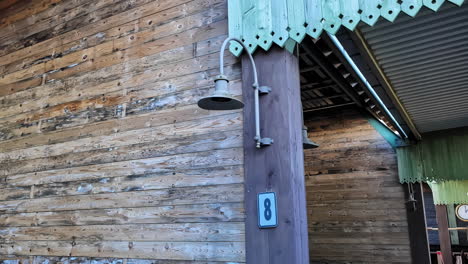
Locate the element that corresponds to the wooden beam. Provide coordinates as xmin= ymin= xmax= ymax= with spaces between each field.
xmin=301 ymin=93 xmax=346 ymax=102
xmin=0 ymin=0 xmax=21 ymax=11
xmin=447 ymin=205 xmax=460 ymax=245
xmin=302 ymin=41 xmax=362 ymax=108
xmin=301 ymin=83 xmax=336 ymax=90
xmin=303 ymin=102 xmax=355 ymax=112
xmin=242 ymin=46 xmax=309 ymax=264
xmin=320 ymin=34 xmax=408 ymax=139
xmin=404 ymin=183 xmax=432 ymax=264
xmin=300 ymin=65 xmax=320 ymax=73
xmin=436 ymin=204 xmax=453 ymax=264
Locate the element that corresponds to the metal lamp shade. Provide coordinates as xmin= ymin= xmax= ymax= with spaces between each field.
xmin=302 ymin=126 xmax=319 ymax=149
xmin=197 ymin=75 xmax=244 ymax=110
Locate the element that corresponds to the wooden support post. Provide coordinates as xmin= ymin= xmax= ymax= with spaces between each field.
xmin=436 ymin=204 xmax=453 ymax=264
xmin=404 ymin=183 xmax=432 ymax=264
xmin=447 ymin=205 xmax=460 ymax=246
xmin=242 ymin=46 xmax=310 ymax=264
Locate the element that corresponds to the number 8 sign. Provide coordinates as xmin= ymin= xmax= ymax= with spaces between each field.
xmin=258 ymin=192 xmax=278 ymax=228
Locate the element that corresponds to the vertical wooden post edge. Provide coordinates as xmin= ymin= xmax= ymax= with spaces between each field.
xmin=404 ymin=183 xmax=432 ymax=264
xmin=241 ymin=46 xmax=310 ymax=264
xmin=436 ymin=204 xmax=453 ymax=264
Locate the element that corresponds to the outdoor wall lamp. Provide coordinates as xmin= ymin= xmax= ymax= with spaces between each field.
xmin=197 ymin=37 xmax=273 ymax=148
xmin=300 ymin=102 xmax=319 ymax=149
xmin=302 ymin=125 xmax=319 ymax=149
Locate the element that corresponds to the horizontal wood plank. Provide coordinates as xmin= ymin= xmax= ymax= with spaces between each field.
xmin=1 ymin=164 xmax=243 ymax=201
xmin=0 ymin=0 xmax=245 ymax=261
xmin=0 ymin=222 xmax=245 ymax=242
xmin=0 ymin=115 xmax=243 ymax=174
xmin=0 ymin=183 xmax=243 ymax=214
xmin=0 ymin=0 xmax=195 ymax=65
xmin=0 ymin=202 xmax=245 ymax=227
xmin=6 ymin=148 xmax=243 ymax=187
xmin=304 ymin=109 xmax=410 ymax=263
xmin=0 ymin=241 xmax=246 ymax=262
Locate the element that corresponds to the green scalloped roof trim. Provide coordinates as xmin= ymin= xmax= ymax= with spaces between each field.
xmin=429 ymin=180 xmax=468 ymax=205
xmin=228 ymin=0 xmax=465 ymax=56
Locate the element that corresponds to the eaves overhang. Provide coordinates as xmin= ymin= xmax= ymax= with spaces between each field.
xmin=228 ymin=0 xmax=465 ymax=56
xmin=358 ymin=3 xmax=468 ymax=133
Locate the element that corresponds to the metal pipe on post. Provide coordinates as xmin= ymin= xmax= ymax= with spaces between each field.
xmin=242 ymin=46 xmax=310 ymax=264
xmin=351 ymin=29 xmax=422 ymax=140
xmin=254 ymin=84 xmax=261 ymax=148
xmin=218 ymin=37 xmax=272 ymax=148
xmin=327 ymin=33 xmax=408 ymax=139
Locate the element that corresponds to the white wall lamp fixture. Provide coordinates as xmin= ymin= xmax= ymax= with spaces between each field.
xmin=197 ymin=37 xmax=273 ymax=148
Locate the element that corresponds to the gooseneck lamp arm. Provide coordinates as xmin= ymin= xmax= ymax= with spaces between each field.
xmin=219 ymin=37 xmax=258 ymax=85
xmin=220 ymin=37 xmax=273 ymax=148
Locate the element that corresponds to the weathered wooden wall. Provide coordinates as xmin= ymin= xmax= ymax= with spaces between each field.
xmin=0 ymin=0 xmax=245 ymax=262
xmin=304 ymin=109 xmax=411 ymax=263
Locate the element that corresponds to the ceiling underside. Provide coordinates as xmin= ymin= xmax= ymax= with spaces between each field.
xmin=360 ymin=3 xmax=468 ymax=133
xmin=299 ymin=38 xmax=354 ymax=112
xmin=299 ymin=36 xmax=403 ymax=134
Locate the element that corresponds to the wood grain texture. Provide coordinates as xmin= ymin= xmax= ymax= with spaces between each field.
xmin=242 ymin=47 xmax=309 ymax=263
xmin=0 ymin=241 xmax=245 ymax=262
xmin=0 ymin=203 xmax=245 ymax=227
xmin=0 ymin=256 xmax=239 ymax=264
xmin=403 ymin=183 xmax=431 ymax=263
xmin=0 ymin=222 xmax=245 ymax=242
xmin=304 ymin=109 xmax=411 ymax=263
xmin=0 ymin=0 xmax=245 ymax=262
xmin=436 ymin=205 xmax=453 ymax=264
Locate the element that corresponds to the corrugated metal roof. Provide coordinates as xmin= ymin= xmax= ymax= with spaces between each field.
xmin=360 ymin=3 xmax=468 ymax=133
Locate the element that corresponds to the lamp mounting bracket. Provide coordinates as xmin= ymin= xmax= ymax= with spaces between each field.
xmin=257 ymin=137 xmax=273 ymax=148
xmin=258 ymin=86 xmax=271 ymax=95
xmin=260 ymin=137 xmax=273 ymax=145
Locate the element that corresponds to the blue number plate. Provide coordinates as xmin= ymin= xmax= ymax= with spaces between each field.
xmin=258 ymin=192 xmax=278 ymax=228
